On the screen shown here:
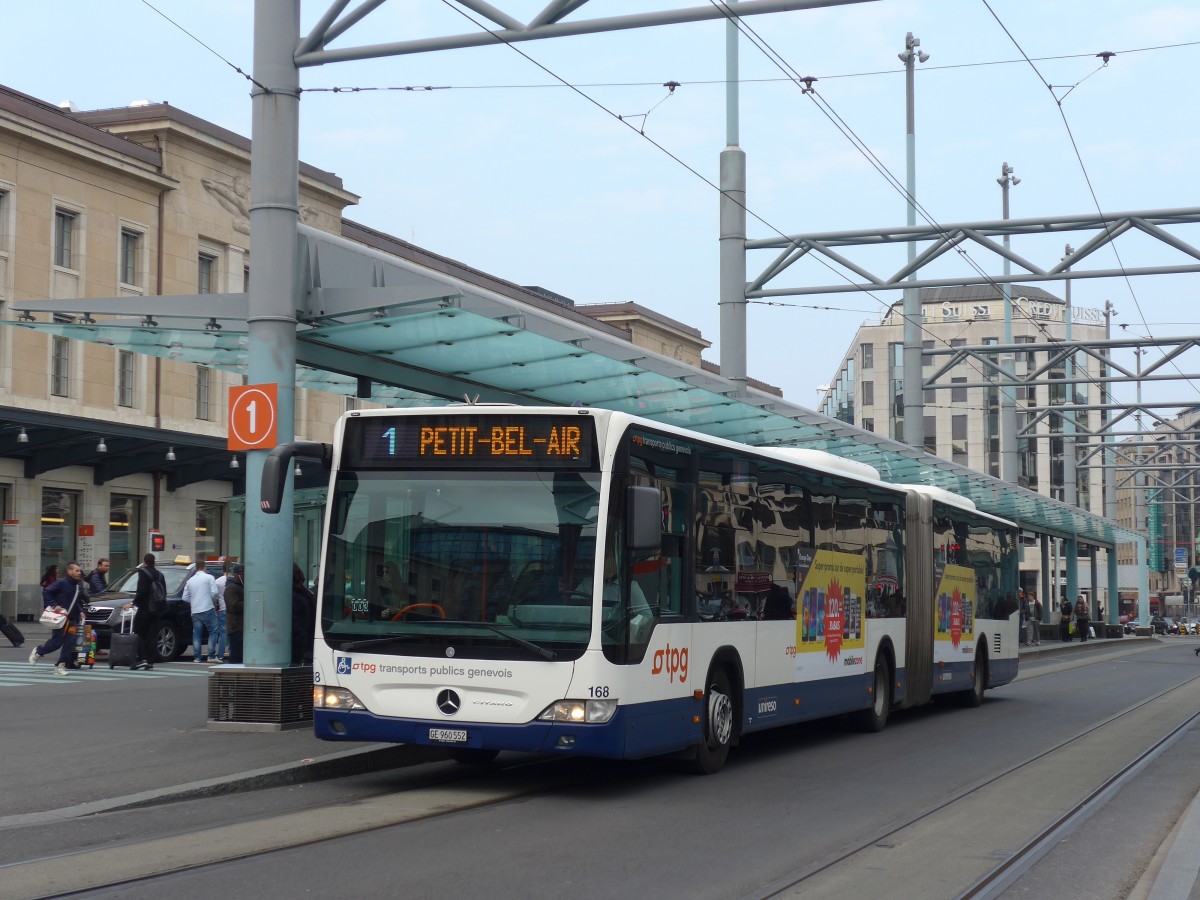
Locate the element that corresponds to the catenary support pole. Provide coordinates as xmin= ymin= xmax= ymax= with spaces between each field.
xmin=900 ymin=32 xmax=927 ymax=447
xmin=244 ymin=0 xmax=301 ymax=667
xmin=719 ymin=2 xmax=747 ymax=389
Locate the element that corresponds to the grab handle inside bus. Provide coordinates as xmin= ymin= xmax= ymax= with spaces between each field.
xmin=261 ymin=441 xmax=332 ymax=514
xmin=628 ymin=485 xmax=661 ymax=554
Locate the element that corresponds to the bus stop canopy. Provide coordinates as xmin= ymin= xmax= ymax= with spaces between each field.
xmin=7 ymin=224 xmax=1138 ymax=550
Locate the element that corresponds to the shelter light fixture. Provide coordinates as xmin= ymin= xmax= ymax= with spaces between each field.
xmin=141 ymin=315 xmax=158 ymax=328
xmin=96 ymin=437 xmax=108 ymax=453
xmin=80 ymin=313 xmax=97 ymax=325
xmin=230 ymin=455 xmax=240 ymax=470
xmin=17 ymin=310 xmax=35 ymax=323
xmin=17 ymin=427 xmax=29 ymax=443
xmin=165 ymin=446 xmax=176 ymax=462
xmin=204 ymin=317 xmax=222 ymax=331
xmin=294 ymin=462 xmax=303 ymax=477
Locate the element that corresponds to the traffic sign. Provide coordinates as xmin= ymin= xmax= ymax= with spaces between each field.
xmin=228 ymin=383 xmax=279 ymax=451
xmin=1176 ymin=547 xmax=1188 ymax=574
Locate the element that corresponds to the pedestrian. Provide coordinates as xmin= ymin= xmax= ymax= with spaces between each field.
xmin=40 ymin=565 xmax=59 ymax=605
xmin=28 ymin=562 xmax=89 ymax=675
xmin=291 ymin=563 xmax=316 ymax=666
xmin=213 ymin=560 xmax=230 ymax=662
xmin=1059 ymin=595 xmax=1073 ymax=642
xmin=1075 ymin=594 xmax=1091 ymax=643
xmin=1018 ymin=590 xmax=1029 ymax=645
xmin=1029 ymin=594 xmax=1042 ymax=645
xmin=131 ymin=553 xmax=166 ymax=670
xmin=183 ymin=558 xmax=219 ymax=662
xmin=86 ymin=558 xmax=110 ymax=595
xmin=225 ymin=564 xmax=245 ymax=664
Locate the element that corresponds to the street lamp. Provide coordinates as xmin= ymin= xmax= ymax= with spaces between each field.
xmin=997 ymin=162 xmax=1020 ymax=483
xmin=899 ymin=32 xmax=930 ymax=448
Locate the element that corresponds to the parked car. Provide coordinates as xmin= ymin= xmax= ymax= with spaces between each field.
xmin=84 ymin=557 xmax=196 ymax=661
xmin=1149 ymin=615 xmax=1170 ymax=635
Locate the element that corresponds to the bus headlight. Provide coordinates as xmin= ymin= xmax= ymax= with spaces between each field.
xmin=314 ymin=685 xmax=365 ymax=710
xmin=536 ymin=699 xmax=618 ymax=724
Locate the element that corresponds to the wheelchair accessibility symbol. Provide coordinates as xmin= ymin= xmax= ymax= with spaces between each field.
xmin=336 ymin=656 xmax=352 ymax=675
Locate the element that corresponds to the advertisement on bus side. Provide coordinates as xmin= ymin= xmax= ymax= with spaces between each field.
xmin=793 ymin=546 xmax=866 ymax=675
xmin=934 ymin=563 xmax=976 ymax=649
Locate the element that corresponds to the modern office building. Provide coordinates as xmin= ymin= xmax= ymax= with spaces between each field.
xmin=820 ymin=284 xmax=1110 ymax=597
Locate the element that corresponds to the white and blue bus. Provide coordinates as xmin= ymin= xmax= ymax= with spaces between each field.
xmin=264 ymin=406 xmax=1020 ymax=773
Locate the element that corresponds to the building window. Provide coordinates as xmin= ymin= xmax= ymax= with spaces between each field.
xmin=41 ymin=489 xmax=79 ymax=577
xmin=861 ymin=343 xmax=873 ymax=370
xmin=109 ymin=495 xmax=143 ymax=577
xmin=54 ymin=209 xmax=76 ymax=268
xmin=952 ymin=415 xmax=968 ymax=465
xmin=196 ymin=365 xmax=211 ymax=420
xmin=951 ymin=377 xmax=967 ymax=403
xmin=924 ymin=415 xmax=937 ymax=455
xmin=861 ymin=380 xmax=874 ymax=406
xmin=118 ymin=350 xmax=135 ymax=407
xmin=120 ymin=229 xmax=141 ymax=286
xmin=51 ymin=336 xmax=70 ymax=397
xmin=198 ymin=253 xmax=216 ymax=294
xmin=862 ymin=418 xmax=874 ymax=433
xmin=195 ymin=501 xmax=224 ymax=560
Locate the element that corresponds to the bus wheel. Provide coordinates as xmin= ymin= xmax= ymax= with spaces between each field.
xmin=690 ymin=668 xmax=735 ymax=774
xmin=853 ymin=657 xmax=892 ymax=733
xmin=448 ymin=748 xmax=500 ymax=766
xmin=961 ymin=649 xmax=987 ymax=708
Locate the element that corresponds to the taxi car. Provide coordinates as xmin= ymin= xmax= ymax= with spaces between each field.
xmin=83 ymin=557 xmax=197 ymax=661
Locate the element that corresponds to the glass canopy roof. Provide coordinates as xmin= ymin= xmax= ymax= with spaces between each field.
xmin=4 ymin=304 xmax=1138 ymax=550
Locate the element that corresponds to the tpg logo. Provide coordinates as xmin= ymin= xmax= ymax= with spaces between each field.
xmin=650 ymin=643 xmax=688 ymax=683
xmin=336 ymin=656 xmax=352 ymax=675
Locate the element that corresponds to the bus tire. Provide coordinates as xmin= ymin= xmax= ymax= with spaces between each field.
xmin=961 ymin=648 xmax=988 ymax=708
xmin=689 ymin=668 xmax=735 ymax=775
xmin=448 ymin=748 xmax=500 ymax=766
xmin=853 ymin=656 xmax=892 ymax=733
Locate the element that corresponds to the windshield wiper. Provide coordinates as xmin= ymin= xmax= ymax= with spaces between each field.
xmin=402 ymin=619 xmax=558 ymax=661
xmin=337 ymin=635 xmax=423 ymax=652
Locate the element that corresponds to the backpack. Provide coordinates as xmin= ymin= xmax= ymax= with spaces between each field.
xmin=146 ymin=571 xmax=167 ymax=615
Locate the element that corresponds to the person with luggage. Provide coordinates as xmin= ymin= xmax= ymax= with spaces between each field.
xmin=28 ymin=562 xmax=89 ymax=675
xmin=130 ymin=553 xmax=167 ymax=670
xmin=86 ymin=558 xmax=110 ymax=595
xmin=1059 ymin=596 xmax=1073 ymax=642
xmin=1075 ymin=594 xmax=1091 ymax=643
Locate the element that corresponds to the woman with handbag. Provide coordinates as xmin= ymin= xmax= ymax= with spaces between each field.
xmin=28 ymin=562 xmax=89 ymax=676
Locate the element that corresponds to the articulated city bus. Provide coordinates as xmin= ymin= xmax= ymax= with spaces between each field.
xmin=264 ymin=406 xmax=1020 ymax=773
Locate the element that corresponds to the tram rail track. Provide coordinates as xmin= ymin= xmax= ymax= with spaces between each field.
xmin=750 ymin=672 xmax=1200 ymax=899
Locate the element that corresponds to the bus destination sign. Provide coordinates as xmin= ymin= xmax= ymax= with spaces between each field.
xmin=347 ymin=414 xmax=595 ymax=470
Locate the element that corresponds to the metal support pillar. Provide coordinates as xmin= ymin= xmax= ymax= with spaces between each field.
xmin=1063 ymin=246 xmax=1078 ymax=508
xmin=718 ymin=4 xmax=747 ymax=390
xmin=1065 ymin=537 xmax=1079 ymax=620
xmin=1107 ymin=548 xmax=1122 ymax=624
xmin=1137 ymin=538 xmax=1150 ymax=617
xmin=244 ymin=0 xmax=301 ymax=667
xmin=999 ymin=163 xmax=1019 ymax=482
xmin=1040 ymin=533 xmax=1051 ymax=609
xmin=1089 ymin=547 xmax=1102 ymax=623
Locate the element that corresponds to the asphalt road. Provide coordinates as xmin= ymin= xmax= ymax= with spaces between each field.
xmin=5 ymin=636 xmax=1200 ymax=899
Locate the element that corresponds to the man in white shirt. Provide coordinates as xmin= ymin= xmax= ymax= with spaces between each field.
xmin=183 ymin=559 xmax=219 ymax=663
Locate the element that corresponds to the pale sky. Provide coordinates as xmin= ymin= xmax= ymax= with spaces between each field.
xmin=7 ymin=1 xmax=1200 ymax=412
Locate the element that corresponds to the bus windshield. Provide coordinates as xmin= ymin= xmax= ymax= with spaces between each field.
xmin=320 ymin=469 xmax=602 ymax=660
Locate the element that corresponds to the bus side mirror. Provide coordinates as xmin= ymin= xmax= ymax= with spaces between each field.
xmin=260 ymin=441 xmax=333 ymax=514
xmin=627 ymin=486 xmax=661 ymax=554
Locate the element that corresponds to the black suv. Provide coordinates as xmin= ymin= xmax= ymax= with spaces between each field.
xmin=84 ymin=559 xmax=196 ymax=661
xmin=1149 ymin=615 xmax=1170 ymax=636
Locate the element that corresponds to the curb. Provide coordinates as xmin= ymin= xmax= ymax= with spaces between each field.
xmin=0 ymin=742 xmax=442 ymax=832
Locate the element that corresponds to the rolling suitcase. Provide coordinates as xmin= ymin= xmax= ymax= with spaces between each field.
xmin=109 ymin=610 xmax=140 ymax=669
xmin=0 ymin=613 xmax=23 ymax=648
